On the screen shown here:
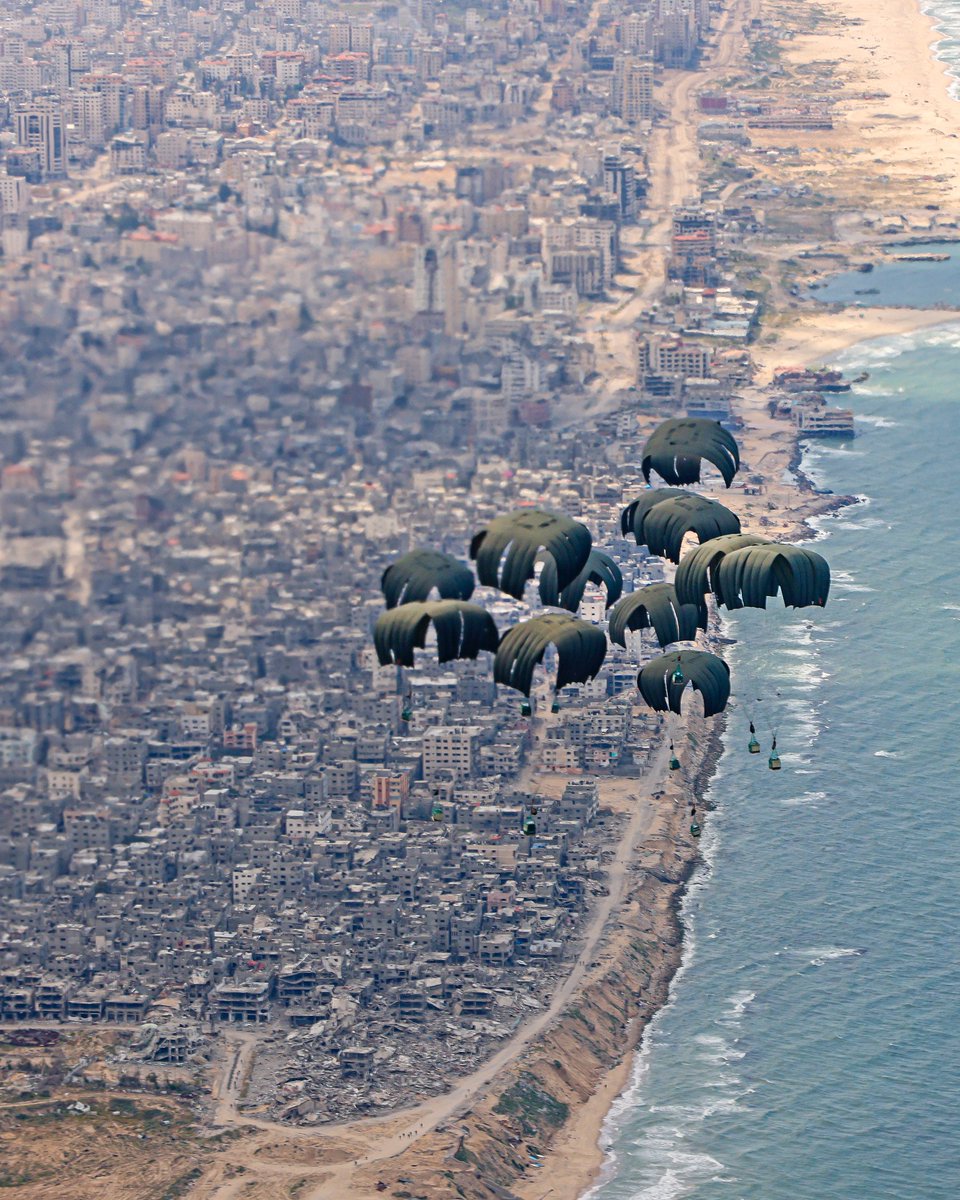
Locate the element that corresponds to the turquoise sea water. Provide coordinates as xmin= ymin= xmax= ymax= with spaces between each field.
xmin=585 ymin=325 xmax=960 ymax=1199
xmin=809 ymin=241 xmax=960 ymax=308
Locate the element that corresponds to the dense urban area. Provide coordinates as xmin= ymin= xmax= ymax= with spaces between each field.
xmin=0 ymin=0 xmax=878 ymax=1136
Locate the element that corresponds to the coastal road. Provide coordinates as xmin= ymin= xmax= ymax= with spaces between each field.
xmin=302 ymin=744 xmax=673 ymax=1198
xmin=207 ymin=738 xmax=674 ymax=1191
xmin=563 ymin=0 xmax=760 ymax=425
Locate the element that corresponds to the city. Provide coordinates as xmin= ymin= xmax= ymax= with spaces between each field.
xmin=0 ymin=0 xmax=915 ymax=1194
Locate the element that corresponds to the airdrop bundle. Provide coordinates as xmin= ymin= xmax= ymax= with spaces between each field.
xmin=371 ymin=418 xmax=831 ymax=835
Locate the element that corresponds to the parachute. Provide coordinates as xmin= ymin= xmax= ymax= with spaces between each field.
xmin=381 ymin=548 xmax=475 ymax=609
xmin=674 ymin=533 xmax=769 ymax=607
xmin=494 ymin=612 xmax=607 ymax=697
xmin=373 ymin=601 xmax=499 ymax=667
xmin=538 ymin=548 xmax=623 ymax=612
xmin=641 ymin=418 xmax=741 ymax=488
xmin=470 ymin=508 xmax=592 ymax=601
xmin=676 ymin=535 xmax=830 ymax=610
xmin=714 ymin=543 xmax=831 ymax=610
xmin=637 ymin=649 xmax=731 ymax=718
xmin=608 ymin=582 xmax=706 ymax=649
xmin=626 ymin=493 xmax=742 ymax=564
xmin=621 ymin=488 xmax=688 ymax=542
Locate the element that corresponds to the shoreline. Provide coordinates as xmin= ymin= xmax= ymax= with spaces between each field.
xmin=517 ymin=0 xmax=960 ymax=1189
xmin=176 ymin=0 xmax=960 ymax=1195
xmin=752 ymin=307 xmax=960 ymax=385
xmin=548 ymin=331 xmax=960 ymax=1200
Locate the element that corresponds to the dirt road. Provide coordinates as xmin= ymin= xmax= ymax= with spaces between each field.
xmin=200 ymin=739 xmax=673 ymax=1200
xmin=565 ymin=0 xmax=759 ymax=424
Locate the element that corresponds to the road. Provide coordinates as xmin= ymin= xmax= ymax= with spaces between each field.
xmin=564 ymin=0 xmax=759 ymax=425
xmin=202 ymin=4 xmax=745 ymax=1191
xmin=200 ymin=736 xmax=673 ymax=1200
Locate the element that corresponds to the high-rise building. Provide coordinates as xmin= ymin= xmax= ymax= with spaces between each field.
xmin=51 ymin=40 xmax=88 ymax=91
xmin=15 ymin=102 xmax=68 ymax=178
xmin=78 ymin=73 xmax=123 ymax=131
xmin=611 ymin=55 xmax=654 ymax=123
xmin=69 ymin=88 xmax=107 ymax=147
xmin=413 ymin=242 xmax=458 ymax=321
xmin=602 ymin=154 xmax=638 ymax=221
xmin=0 ymin=173 xmax=29 ymax=217
xmin=130 ymin=84 xmax=165 ymax=137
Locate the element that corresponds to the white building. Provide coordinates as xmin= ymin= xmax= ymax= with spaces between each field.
xmin=422 ymin=725 xmax=480 ymax=782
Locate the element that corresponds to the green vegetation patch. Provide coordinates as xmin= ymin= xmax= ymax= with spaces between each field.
xmin=494 ymin=1072 xmax=570 ymax=1131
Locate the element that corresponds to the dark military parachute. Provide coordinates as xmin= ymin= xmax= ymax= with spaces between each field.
xmin=374 ymin=601 xmax=499 ymax=667
xmin=538 ymin=548 xmax=623 ymax=612
xmin=624 ymin=492 xmax=742 ymax=563
xmin=494 ymin=612 xmax=607 ymax=697
xmin=621 ymin=488 xmax=688 ymax=542
xmin=470 ymin=508 xmax=592 ymax=601
xmin=714 ymin=543 xmax=831 ymax=610
xmin=381 ymin=549 xmax=475 ymax=609
xmin=608 ymin=583 xmax=706 ymax=649
xmin=641 ymin=418 xmax=741 ymax=488
xmin=676 ymin=535 xmax=830 ymax=610
xmin=674 ymin=533 xmax=769 ymax=607
xmin=637 ymin=649 xmax=731 ymax=718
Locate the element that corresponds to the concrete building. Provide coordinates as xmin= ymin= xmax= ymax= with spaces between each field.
xmin=15 ymin=102 xmax=68 ymax=178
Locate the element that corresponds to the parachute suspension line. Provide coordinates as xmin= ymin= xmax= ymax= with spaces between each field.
xmin=748 ymin=719 xmax=760 ymax=755
xmin=664 ymin=706 xmax=681 ymax=772
xmin=668 ymin=709 xmax=681 ymax=771
xmin=766 ymin=689 xmax=782 ymax=769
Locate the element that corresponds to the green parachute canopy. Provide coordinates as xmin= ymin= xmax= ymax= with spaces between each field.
xmin=381 ymin=548 xmax=475 ymax=609
xmin=621 ymin=488 xmax=688 ymax=542
xmin=494 ymin=612 xmax=607 ymax=697
xmin=637 ymin=649 xmax=731 ymax=718
xmin=674 ymin=533 xmax=769 ymax=607
xmin=374 ymin=601 xmax=499 ymax=667
xmin=608 ymin=582 xmax=706 ymax=649
xmin=538 ymin=548 xmax=623 ymax=612
xmin=470 ymin=508 xmax=592 ymax=601
xmin=623 ymin=492 xmax=741 ymax=564
xmin=714 ymin=543 xmax=831 ymax=610
xmin=641 ymin=418 xmax=741 ymax=488
xmin=675 ymin=535 xmax=830 ymax=610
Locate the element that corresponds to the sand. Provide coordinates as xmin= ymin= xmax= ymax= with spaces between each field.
xmin=504 ymin=2 xmax=960 ymax=1197
xmin=770 ymin=0 xmax=960 ymax=208
xmin=84 ymin=2 xmax=960 ymax=1198
xmin=752 ymin=307 xmax=960 ymax=382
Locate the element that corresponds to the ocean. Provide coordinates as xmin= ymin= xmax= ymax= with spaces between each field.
xmin=809 ymin=241 xmax=960 ymax=308
xmin=583 ymin=325 xmax=960 ymax=1199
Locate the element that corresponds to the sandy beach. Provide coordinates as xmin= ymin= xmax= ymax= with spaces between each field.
xmin=753 ymin=307 xmax=960 ymax=383
xmin=499 ymin=1 xmax=960 ymax=1196
xmin=744 ymin=0 xmax=960 ymax=209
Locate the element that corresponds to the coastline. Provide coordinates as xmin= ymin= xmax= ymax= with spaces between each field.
xmin=752 ymin=308 xmax=960 ymax=385
xmin=539 ymin=325 xmax=960 ymax=1200
xmin=183 ymin=1 xmax=960 ymax=1197
xmin=500 ymin=0 xmax=960 ymax=1190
